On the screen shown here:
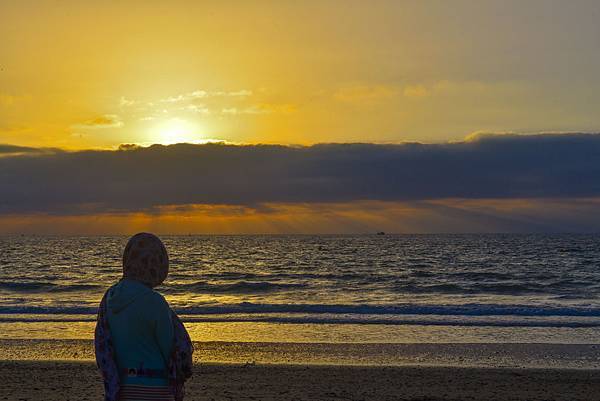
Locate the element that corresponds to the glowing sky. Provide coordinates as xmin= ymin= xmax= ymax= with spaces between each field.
xmin=1 ymin=1 xmax=600 ymax=234
xmin=2 ymin=0 xmax=599 ymax=149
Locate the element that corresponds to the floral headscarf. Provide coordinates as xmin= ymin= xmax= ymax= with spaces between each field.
xmin=122 ymin=233 xmax=169 ymax=287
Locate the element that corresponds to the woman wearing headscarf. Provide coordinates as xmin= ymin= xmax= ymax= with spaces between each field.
xmin=95 ymin=233 xmax=193 ymax=401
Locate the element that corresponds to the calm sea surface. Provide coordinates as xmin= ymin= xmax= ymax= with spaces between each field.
xmin=2 ymin=234 xmax=600 ymax=344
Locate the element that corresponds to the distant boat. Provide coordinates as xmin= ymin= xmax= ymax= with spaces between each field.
xmin=376 ymin=231 xmax=385 ymax=235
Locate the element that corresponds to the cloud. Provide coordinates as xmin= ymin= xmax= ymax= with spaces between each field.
xmin=182 ymin=104 xmax=210 ymax=114
xmin=334 ymin=85 xmax=398 ymax=103
xmin=117 ymin=143 xmax=141 ymax=151
xmin=403 ymin=84 xmax=430 ymax=98
xmin=160 ymin=89 xmax=253 ymax=104
xmin=403 ymin=80 xmax=526 ymax=99
xmin=0 ymin=144 xmax=62 ymax=157
xmin=74 ymin=114 xmax=123 ymax=129
xmin=115 ymin=89 xmax=259 ymax=120
xmin=219 ymin=90 xmax=252 ymax=97
xmin=1 ymin=133 xmax=600 ymax=217
xmin=221 ymin=103 xmax=296 ymax=115
xmin=0 ymin=144 xmax=36 ymax=154
xmin=119 ymin=97 xmax=136 ymax=107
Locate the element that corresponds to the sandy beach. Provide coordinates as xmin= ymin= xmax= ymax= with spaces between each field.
xmin=1 ymin=360 xmax=599 ymax=401
xmin=2 ymin=338 xmax=600 ymax=400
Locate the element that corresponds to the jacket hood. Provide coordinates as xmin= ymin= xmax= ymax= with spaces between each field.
xmin=107 ymin=278 xmax=152 ymax=314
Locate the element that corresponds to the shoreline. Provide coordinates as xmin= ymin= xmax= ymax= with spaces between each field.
xmin=2 ymin=360 xmax=600 ymax=401
xmin=2 ymin=339 xmax=600 ymax=369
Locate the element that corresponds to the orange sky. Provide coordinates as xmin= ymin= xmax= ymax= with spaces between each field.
xmin=2 ymin=198 xmax=600 ymax=235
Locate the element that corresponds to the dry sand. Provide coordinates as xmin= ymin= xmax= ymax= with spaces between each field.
xmin=1 ymin=360 xmax=599 ymax=401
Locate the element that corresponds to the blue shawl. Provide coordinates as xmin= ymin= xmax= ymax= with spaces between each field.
xmin=94 ymin=291 xmax=193 ymax=401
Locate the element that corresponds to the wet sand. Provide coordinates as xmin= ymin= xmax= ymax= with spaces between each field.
xmin=3 ymin=339 xmax=600 ymax=369
xmin=1 ymin=360 xmax=600 ymax=401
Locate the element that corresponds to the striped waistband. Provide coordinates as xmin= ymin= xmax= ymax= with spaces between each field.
xmin=122 ymin=367 xmax=167 ymax=378
xmin=119 ymin=384 xmax=174 ymax=401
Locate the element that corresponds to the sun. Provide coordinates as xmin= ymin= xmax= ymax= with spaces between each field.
xmin=151 ymin=118 xmax=200 ymax=145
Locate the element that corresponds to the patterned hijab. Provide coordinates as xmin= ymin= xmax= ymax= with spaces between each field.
xmin=122 ymin=233 xmax=169 ymax=288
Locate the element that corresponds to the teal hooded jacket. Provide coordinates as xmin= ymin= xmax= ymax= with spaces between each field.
xmin=106 ymin=278 xmax=174 ymax=387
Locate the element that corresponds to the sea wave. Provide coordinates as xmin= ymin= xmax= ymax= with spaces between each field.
xmin=3 ymin=302 xmax=600 ymax=318
xmin=164 ymin=281 xmax=308 ymax=294
xmin=1 ymin=311 xmax=599 ymax=328
xmin=0 ymin=282 xmax=102 ymax=293
xmin=169 ymin=272 xmax=388 ymax=282
xmin=392 ymin=281 xmax=593 ymax=296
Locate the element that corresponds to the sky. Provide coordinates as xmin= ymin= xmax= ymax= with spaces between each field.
xmin=1 ymin=0 xmax=600 ymax=233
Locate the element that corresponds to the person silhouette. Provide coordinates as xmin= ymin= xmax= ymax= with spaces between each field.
xmin=95 ymin=233 xmax=192 ymax=401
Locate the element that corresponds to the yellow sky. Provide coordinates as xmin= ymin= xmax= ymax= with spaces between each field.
xmin=2 ymin=0 xmax=599 ymax=149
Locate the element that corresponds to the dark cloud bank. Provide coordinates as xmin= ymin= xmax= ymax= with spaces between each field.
xmin=1 ymin=133 xmax=600 ymax=215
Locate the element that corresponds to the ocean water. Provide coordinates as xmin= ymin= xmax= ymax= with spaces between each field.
xmin=2 ymin=234 xmax=600 ymax=346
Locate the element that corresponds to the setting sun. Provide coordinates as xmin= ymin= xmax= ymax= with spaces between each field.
xmin=151 ymin=118 xmax=201 ymax=145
